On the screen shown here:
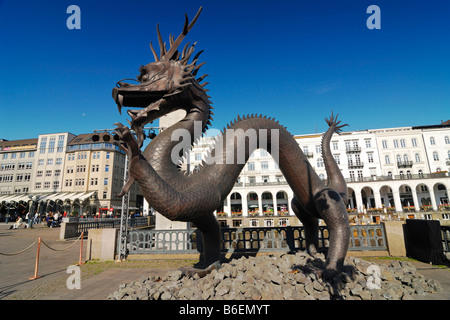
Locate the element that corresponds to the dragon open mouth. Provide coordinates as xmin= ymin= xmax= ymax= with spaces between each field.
xmin=112 ymin=86 xmax=167 ymax=125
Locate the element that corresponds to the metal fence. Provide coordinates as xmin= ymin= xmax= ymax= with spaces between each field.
xmin=76 ymin=217 xmax=149 ymax=235
xmin=127 ymin=224 xmax=387 ymax=255
xmin=442 ymin=226 xmax=450 ymax=253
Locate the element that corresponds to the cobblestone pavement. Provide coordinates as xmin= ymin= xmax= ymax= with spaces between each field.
xmin=1 ymin=223 xmax=449 ymax=300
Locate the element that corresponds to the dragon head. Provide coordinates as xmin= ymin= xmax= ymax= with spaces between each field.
xmin=112 ymin=7 xmax=207 ymax=130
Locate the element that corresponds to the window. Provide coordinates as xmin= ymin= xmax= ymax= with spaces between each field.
xmin=56 ymin=158 xmax=62 ymax=165
xmin=393 ymin=140 xmax=399 ymax=148
xmin=54 ymin=169 xmax=61 ymax=176
xmin=382 ymin=140 xmax=388 ymax=149
xmin=20 ymin=152 xmax=25 ymax=158
xmin=345 ymin=141 xmax=351 ymax=150
xmin=53 ymin=181 xmax=59 ymax=189
xmin=357 ymin=170 xmax=363 ymax=181
xmin=333 ymin=155 xmax=340 ymax=164
xmin=315 ymin=145 xmax=322 ymax=153
xmin=412 ymin=138 xmax=417 ymax=147
xmin=195 ymin=153 xmax=202 ymax=161
xmin=262 ymin=175 xmax=269 ymax=182
xmin=433 ymin=151 xmax=439 ymax=161
xmin=29 ymin=151 xmax=34 ymax=158
xmin=38 ymin=159 xmax=44 ymax=166
xmin=365 ymin=140 xmax=371 ymax=148
xmin=317 ymin=158 xmax=324 ymax=167
xmin=400 ymin=139 xmax=406 ymax=148
xmin=445 ymin=136 xmax=450 ymax=144
xmin=260 ymin=149 xmax=268 ymax=156
xmin=247 ymin=162 xmax=255 ymax=171
xmin=35 ymin=182 xmax=41 ymax=189
xmin=261 ymin=161 xmax=269 ymax=170
xmin=90 ymin=178 xmax=98 ymax=185
xmin=105 ymin=165 xmax=109 ymax=172
xmin=367 ymin=153 xmax=374 ymax=163
xmin=37 ymin=171 xmax=43 ymax=177
xmin=106 ymin=152 xmax=110 ymax=159
xmin=44 ymin=182 xmax=50 ymax=189
xmin=430 ymin=137 xmax=435 ymax=145
xmin=45 ymin=170 xmax=52 ymax=177
xmin=415 ymin=153 xmax=421 ymax=162
xmin=39 ymin=137 xmax=47 ymax=153
xmin=57 ymin=135 xmax=65 ymax=152
xmin=65 ymin=179 xmax=72 ymax=187
xmin=403 ymin=154 xmax=409 ymax=162
xmin=48 ymin=137 xmax=56 ymax=153
xmin=332 ymin=142 xmax=338 ymax=150
xmin=47 ymin=158 xmax=53 ymax=165
xmin=104 ymin=178 xmax=109 ymax=185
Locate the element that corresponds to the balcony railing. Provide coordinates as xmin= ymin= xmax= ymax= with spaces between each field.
xmin=348 ymin=161 xmax=364 ymax=169
xmin=346 ymin=147 xmax=361 ymax=153
xmin=397 ymin=161 xmax=413 ymax=168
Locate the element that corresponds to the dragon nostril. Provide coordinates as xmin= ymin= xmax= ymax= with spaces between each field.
xmin=116 ymin=78 xmax=140 ymax=88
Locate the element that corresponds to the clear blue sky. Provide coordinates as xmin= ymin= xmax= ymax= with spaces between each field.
xmin=0 ymin=0 xmax=449 ymax=141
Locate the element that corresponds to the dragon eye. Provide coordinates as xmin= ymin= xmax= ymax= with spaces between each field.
xmin=137 ymin=65 xmax=148 ymax=81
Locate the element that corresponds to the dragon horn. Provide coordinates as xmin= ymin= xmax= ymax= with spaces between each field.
xmin=162 ymin=6 xmax=203 ymax=61
xmin=156 ymin=24 xmax=166 ymax=58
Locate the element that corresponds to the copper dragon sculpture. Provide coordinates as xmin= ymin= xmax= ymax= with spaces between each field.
xmin=112 ymin=7 xmax=351 ymax=278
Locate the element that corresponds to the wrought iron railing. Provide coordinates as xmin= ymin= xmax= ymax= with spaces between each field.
xmin=76 ymin=217 xmax=149 ymax=235
xmin=442 ymin=226 xmax=450 ymax=253
xmin=126 ymin=224 xmax=387 ymax=255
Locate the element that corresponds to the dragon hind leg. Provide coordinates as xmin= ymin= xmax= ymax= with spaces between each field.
xmin=313 ymin=188 xmax=350 ymax=278
xmin=179 ymin=213 xmax=221 ymax=277
xmin=291 ymin=197 xmax=319 ymax=256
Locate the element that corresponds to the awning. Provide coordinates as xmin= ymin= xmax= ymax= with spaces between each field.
xmin=46 ymin=193 xmax=70 ymax=202
xmin=61 ymin=192 xmax=78 ymax=202
xmin=0 ymin=194 xmax=28 ymax=204
xmin=77 ymin=191 xmax=96 ymax=202
xmin=11 ymin=194 xmax=30 ymax=203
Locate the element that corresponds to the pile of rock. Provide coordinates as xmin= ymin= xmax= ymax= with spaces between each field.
xmin=108 ymin=251 xmax=441 ymax=300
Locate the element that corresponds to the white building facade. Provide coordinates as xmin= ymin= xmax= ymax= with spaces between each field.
xmin=182 ymin=122 xmax=450 ymax=227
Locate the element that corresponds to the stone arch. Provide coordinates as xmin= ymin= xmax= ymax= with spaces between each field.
xmin=276 ymin=191 xmax=289 ymax=214
xmin=247 ymin=191 xmax=259 ymax=214
xmin=261 ymin=191 xmax=274 ymax=214
xmin=433 ymin=182 xmax=448 ymax=205
xmin=230 ymin=192 xmax=242 ymax=214
xmin=347 ymin=187 xmax=356 ymax=209
xmin=379 ymin=185 xmax=394 ymax=207
xmin=361 ymin=186 xmax=375 ymax=209
xmin=416 ymin=182 xmax=432 ymax=206
xmin=398 ymin=183 xmax=414 ymax=207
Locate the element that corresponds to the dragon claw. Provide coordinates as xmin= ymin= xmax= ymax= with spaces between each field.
xmin=113 ymin=122 xmax=141 ymax=159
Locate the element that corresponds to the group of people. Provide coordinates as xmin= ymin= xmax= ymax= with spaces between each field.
xmin=8 ymin=211 xmax=68 ymax=229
